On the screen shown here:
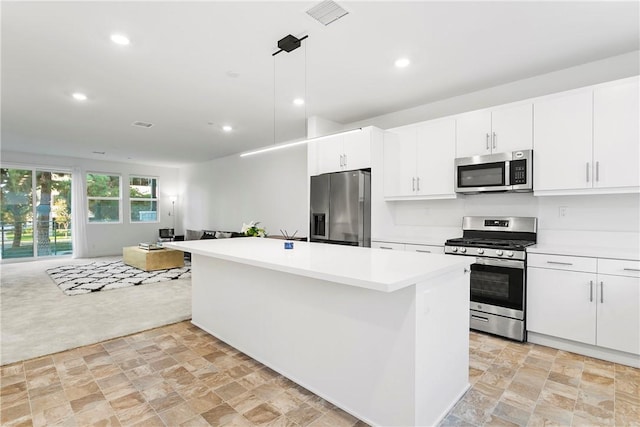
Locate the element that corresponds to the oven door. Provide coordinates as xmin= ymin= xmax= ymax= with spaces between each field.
xmin=469 ymin=257 xmax=525 ymax=319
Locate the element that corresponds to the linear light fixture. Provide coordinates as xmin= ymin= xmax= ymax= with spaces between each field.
xmin=239 ymin=127 xmax=362 ymax=158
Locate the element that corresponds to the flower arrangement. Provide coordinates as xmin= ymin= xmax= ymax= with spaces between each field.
xmin=242 ymin=221 xmax=266 ymax=237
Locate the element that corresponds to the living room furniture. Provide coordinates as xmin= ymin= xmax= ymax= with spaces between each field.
xmin=122 ymin=246 xmax=184 ymax=271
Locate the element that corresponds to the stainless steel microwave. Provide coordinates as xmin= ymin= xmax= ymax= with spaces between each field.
xmin=455 ymin=150 xmax=533 ymax=194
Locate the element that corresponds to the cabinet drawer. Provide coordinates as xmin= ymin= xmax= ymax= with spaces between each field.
xmin=371 ymin=242 xmax=405 ymax=251
xmin=598 ymin=258 xmax=640 ymax=278
xmin=405 ymin=244 xmax=444 ymax=255
xmin=528 ymin=253 xmax=596 ymax=273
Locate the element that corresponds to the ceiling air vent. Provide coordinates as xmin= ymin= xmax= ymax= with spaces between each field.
xmin=306 ymin=0 xmax=349 ymax=26
xmin=132 ymin=121 xmax=154 ymax=128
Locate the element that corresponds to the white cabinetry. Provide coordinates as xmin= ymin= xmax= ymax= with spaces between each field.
xmin=372 ymin=241 xmax=444 ymax=254
xmin=533 ymin=77 xmax=640 ymax=195
xmin=593 ymin=78 xmax=640 ymax=190
xmin=404 ymin=243 xmax=445 ymax=255
xmin=456 ymin=103 xmax=532 ymax=158
xmin=371 ymin=241 xmax=405 ymax=251
xmin=527 ymin=253 xmax=640 ymax=356
xmin=313 ymin=127 xmax=373 ymax=175
xmin=383 ymin=118 xmax=456 ymax=200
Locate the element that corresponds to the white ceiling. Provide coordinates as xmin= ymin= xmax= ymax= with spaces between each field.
xmin=2 ymin=1 xmax=638 ymax=167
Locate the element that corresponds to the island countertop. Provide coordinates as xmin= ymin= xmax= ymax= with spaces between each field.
xmin=163 ymin=238 xmax=470 ymax=293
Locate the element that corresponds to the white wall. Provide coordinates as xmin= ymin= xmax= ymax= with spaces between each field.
xmin=179 ymin=145 xmax=307 ymax=237
xmin=1 ymin=151 xmax=180 ymax=257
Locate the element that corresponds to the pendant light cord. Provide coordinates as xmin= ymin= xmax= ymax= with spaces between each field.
xmin=273 ymin=55 xmax=276 ymax=146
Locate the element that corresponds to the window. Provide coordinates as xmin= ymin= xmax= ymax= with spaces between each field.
xmin=129 ymin=176 xmax=158 ymax=222
xmin=87 ymin=173 xmax=121 ymax=223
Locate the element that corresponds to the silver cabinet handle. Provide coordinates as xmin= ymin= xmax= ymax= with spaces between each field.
xmin=343 ymin=154 xmax=347 ymax=166
xmin=600 ymin=281 xmax=604 ymax=303
xmin=471 ymin=315 xmax=489 ymax=322
xmin=412 ymin=177 xmax=416 ymax=191
xmin=586 ymin=162 xmax=590 ymax=183
xmin=339 ymin=154 xmax=343 ymax=167
xmin=546 ymin=261 xmax=573 ymax=266
xmin=416 ymin=177 xmax=420 ymax=191
xmin=379 ymin=246 xmax=393 ymax=250
xmin=596 ymin=161 xmax=599 ymax=182
xmin=623 ymin=268 xmax=640 ymax=272
xmin=589 ymin=280 xmax=593 ymax=302
xmin=486 ymin=133 xmax=490 ymax=150
xmin=415 ymin=249 xmax=431 ymax=253
xmin=492 ymin=132 xmax=497 ymax=149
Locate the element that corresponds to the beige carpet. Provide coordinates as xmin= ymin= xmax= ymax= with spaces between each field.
xmin=0 ymin=256 xmax=191 ymax=365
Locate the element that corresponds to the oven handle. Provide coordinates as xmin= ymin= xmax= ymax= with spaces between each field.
xmin=474 ymin=257 xmax=524 ymax=269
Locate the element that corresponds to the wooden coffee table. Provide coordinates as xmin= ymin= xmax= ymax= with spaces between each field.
xmin=123 ymin=246 xmax=184 ymax=271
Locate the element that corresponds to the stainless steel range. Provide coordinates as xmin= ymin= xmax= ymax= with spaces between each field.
xmin=445 ymin=216 xmax=537 ymax=342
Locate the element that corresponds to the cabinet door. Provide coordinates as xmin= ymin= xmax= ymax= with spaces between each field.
xmin=596 ymin=275 xmax=640 ymax=355
xmin=593 ymin=78 xmax=640 ymax=189
xmin=416 ymin=119 xmax=456 ymax=197
xmin=490 ymin=103 xmax=533 ymax=153
xmin=383 ymin=126 xmax=417 ymax=197
xmin=527 ymin=267 xmax=596 ymax=345
xmin=404 ymin=244 xmax=444 ymax=254
xmin=456 ymin=110 xmax=492 ymax=158
xmin=533 ymin=90 xmax=593 ymax=191
xmin=343 ymin=127 xmax=371 ymax=171
xmin=371 ymin=241 xmax=405 ymax=250
xmin=316 ymin=134 xmax=344 ymax=175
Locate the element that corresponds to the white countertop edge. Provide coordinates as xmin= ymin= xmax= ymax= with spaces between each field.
xmin=165 ymin=241 xmax=470 ymax=293
xmin=527 ymin=244 xmax=640 ymax=261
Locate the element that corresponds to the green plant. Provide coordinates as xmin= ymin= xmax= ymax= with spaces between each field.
xmin=242 ymin=221 xmax=266 ymax=237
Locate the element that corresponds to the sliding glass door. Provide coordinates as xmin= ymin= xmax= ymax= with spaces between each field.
xmin=1 ymin=167 xmax=72 ymax=259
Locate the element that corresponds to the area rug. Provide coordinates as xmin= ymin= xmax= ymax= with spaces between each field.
xmin=47 ymin=260 xmax=191 ymax=295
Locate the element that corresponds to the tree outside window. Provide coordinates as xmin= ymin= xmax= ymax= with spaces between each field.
xmin=87 ymin=174 xmax=121 ymax=223
xmin=130 ymin=176 xmax=158 ymax=222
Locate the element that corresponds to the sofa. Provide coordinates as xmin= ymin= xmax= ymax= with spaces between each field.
xmin=182 ymin=229 xmax=246 ymax=260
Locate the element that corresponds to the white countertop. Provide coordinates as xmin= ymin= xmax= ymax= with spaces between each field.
xmin=164 ymin=238 xmax=470 ymax=293
xmin=527 ymin=244 xmax=640 ymax=261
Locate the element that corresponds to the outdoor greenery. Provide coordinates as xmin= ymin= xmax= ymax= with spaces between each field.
xmin=87 ymin=173 xmax=120 ymax=222
xmin=1 ymin=168 xmax=72 ymax=258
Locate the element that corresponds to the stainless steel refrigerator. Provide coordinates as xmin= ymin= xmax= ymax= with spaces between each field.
xmin=310 ymin=170 xmax=371 ymax=247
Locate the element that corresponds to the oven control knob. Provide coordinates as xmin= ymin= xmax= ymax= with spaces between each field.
xmin=452 ymin=247 xmax=458 ymax=252
xmin=460 ymin=247 xmax=467 ymax=253
xmin=496 ymin=250 xmax=503 ymax=256
xmin=507 ymin=251 xmax=514 ymax=257
xmin=477 ymin=248 xmax=484 ymax=254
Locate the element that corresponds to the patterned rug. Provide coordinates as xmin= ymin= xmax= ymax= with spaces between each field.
xmin=47 ymin=260 xmax=191 ymax=295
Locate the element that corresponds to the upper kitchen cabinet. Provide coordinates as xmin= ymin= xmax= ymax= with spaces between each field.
xmin=455 ymin=103 xmax=533 ymax=158
xmin=384 ymin=118 xmax=457 ymax=200
xmin=311 ymin=127 xmax=376 ymax=175
xmin=534 ymin=76 xmax=640 ymax=195
xmin=593 ymin=78 xmax=639 ymax=190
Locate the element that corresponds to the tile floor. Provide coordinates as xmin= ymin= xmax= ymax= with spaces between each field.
xmin=0 ymin=322 xmax=638 ymax=427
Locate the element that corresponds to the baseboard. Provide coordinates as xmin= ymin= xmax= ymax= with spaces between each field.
xmin=528 ymin=332 xmax=640 ymax=368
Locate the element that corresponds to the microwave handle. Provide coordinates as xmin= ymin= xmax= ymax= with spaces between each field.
xmin=504 ymin=161 xmax=511 ymax=186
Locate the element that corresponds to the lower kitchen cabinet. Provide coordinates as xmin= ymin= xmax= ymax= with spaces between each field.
xmin=404 ymin=243 xmax=444 ymax=254
xmin=371 ymin=241 xmax=444 ymax=254
xmin=527 ymin=267 xmax=596 ymax=345
xmin=527 ymin=253 xmax=640 ymax=356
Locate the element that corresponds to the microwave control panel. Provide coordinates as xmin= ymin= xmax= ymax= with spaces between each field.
xmin=510 ymin=159 xmax=527 ymax=184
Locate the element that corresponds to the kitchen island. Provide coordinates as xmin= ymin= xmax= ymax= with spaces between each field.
xmin=164 ymin=238 xmax=472 ymax=426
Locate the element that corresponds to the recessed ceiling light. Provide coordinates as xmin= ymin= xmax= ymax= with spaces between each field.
xmin=222 ymin=125 xmax=233 ymax=132
xmin=72 ymin=92 xmax=88 ymax=101
xmin=226 ymin=71 xmax=240 ymax=78
xmin=110 ymin=34 xmax=130 ymax=45
xmin=394 ymin=58 xmax=411 ymax=68
xmin=293 ymin=98 xmax=305 ymax=106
